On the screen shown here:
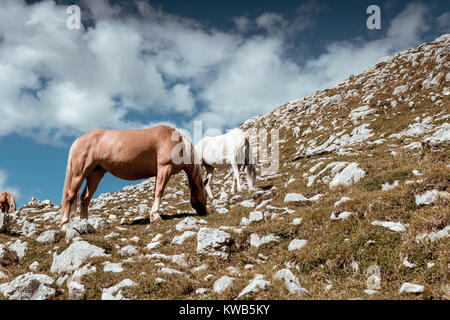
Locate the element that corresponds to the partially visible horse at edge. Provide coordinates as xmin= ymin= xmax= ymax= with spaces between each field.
xmin=195 ymin=128 xmax=256 ymax=198
xmin=60 ymin=125 xmax=208 ymax=225
xmin=0 ymin=191 xmax=16 ymax=213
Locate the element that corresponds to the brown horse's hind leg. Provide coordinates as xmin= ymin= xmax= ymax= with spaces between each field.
xmin=61 ymin=172 xmax=86 ymax=225
xmin=150 ymin=165 xmax=173 ymax=222
xmin=80 ymin=168 xmax=106 ymax=220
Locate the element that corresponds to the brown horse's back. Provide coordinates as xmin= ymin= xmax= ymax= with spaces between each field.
xmin=72 ymin=126 xmax=182 ymax=181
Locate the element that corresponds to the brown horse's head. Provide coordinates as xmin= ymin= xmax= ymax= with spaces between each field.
xmin=186 ymin=163 xmax=208 ymax=216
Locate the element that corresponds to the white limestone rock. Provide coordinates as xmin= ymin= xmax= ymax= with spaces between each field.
xmin=172 ymin=231 xmax=197 ymax=245
xmin=0 ymin=273 xmax=56 ymax=300
xmin=213 ymin=276 xmax=235 ymax=294
xmin=329 ymin=162 xmax=365 ymax=188
xmin=399 ymin=282 xmax=424 ymax=294
xmin=330 ymin=211 xmax=355 ymax=220
xmin=288 ymin=239 xmax=308 ymax=251
xmin=104 ymin=262 xmax=124 ymax=273
xmin=237 ymin=274 xmax=270 ymax=299
xmin=371 ymin=221 xmax=407 ymax=232
xmin=197 ymin=228 xmax=232 ymax=260
xmin=248 ymin=211 xmax=264 ymax=223
xmin=62 ymin=219 xmax=95 ymax=241
xmin=250 ymin=234 xmax=280 ymax=248
xmin=29 ymin=261 xmax=40 ymax=271
xmin=415 ymin=190 xmax=450 ymax=205
xmin=274 ymin=269 xmax=307 ymax=296
xmin=334 ymin=196 xmax=351 ymax=207
xmin=348 ymin=105 xmax=377 ymax=120
xmin=36 ymin=230 xmax=59 ymax=243
xmin=415 ymin=226 xmax=450 ymax=243
xmin=68 ymin=281 xmax=85 ymax=300
xmin=101 ymin=279 xmax=136 ymax=300
xmin=216 ymin=208 xmax=229 ymax=215
xmin=50 ymin=240 xmax=108 ymax=274
xmin=8 ymin=240 xmax=27 ymax=259
xmin=176 ymin=217 xmax=207 ymax=232
xmin=382 ymin=180 xmax=399 ymax=191
xmin=118 ymin=245 xmax=139 ymax=257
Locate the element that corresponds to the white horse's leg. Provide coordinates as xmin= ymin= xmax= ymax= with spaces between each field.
xmin=204 ymin=165 xmax=214 ymax=199
xmin=231 ymin=169 xmax=236 ymax=193
xmin=231 ymin=161 xmax=242 ymax=193
xmin=245 ymin=166 xmax=254 ymax=191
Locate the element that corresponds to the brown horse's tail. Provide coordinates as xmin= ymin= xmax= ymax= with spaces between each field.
xmin=8 ymin=192 xmax=16 ymax=212
xmin=61 ymin=145 xmax=77 ymax=214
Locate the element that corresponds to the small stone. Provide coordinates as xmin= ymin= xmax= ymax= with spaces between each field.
xmin=192 ymin=264 xmax=208 ymax=272
xmin=102 ymin=279 xmax=136 ymax=300
xmin=216 ymin=208 xmax=229 ymax=215
xmin=172 ymin=231 xmax=196 ymax=245
xmin=213 ymin=276 xmax=234 ymax=294
xmin=415 ymin=190 xmax=450 ymax=206
xmin=36 ymin=230 xmax=59 ymax=243
xmin=250 ymin=233 xmax=280 ymax=248
xmin=195 ymin=288 xmax=209 ymax=295
xmin=197 ymin=228 xmax=232 ymax=260
xmin=146 ymin=242 xmax=162 ymax=250
xmin=29 ymin=261 xmax=39 ymax=271
xmin=237 ymin=274 xmax=270 ymax=299
xmin=330 ymin=211 xmax=355 ymax=220
xmin=274 ymin=269 xmax=307 ymax=296
xmin=371 ymin=220 xmax=407 ymax=232
xmin=288 ymin=239 xmax=308 ymax=251
xmin=103 ymin=262 xmax=124 ymax=273
xmin=248 ymin=211 xmax=264 ymax=223
xmin=118 ymin=245 xmax=139 ymax=257
xmin=68 ymin=281 xmax=85 ymax=300
xmin=399 ymin=282 xmax=424 ymax=294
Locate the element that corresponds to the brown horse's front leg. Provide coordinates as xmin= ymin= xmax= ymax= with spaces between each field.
xmin=150 ymin=165 xmax=172 ymax=222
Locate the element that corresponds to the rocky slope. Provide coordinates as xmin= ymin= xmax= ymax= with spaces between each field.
xmin=0 ymin=34 xmax=449 ymax=300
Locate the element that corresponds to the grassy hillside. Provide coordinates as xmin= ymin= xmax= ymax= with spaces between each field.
xmin=0 ymin=34 xmax=449 ymax=300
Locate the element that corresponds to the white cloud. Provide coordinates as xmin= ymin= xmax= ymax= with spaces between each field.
xmin=196 ymin=2 xmax=433 ymax=129
xmin=0 ymin=169 xmax=21 ymax=200
xmin=255 ymin=12 xmax=287 ymax=34
xmin=387 ymin=2 xmax=431 ymax=47
xmin=233 ymin=16 xmax=251 ymax=33
xmin=437 ymin=12 xmax=450 ymax=32
xmin=0 ymin=0 xmax=435 ymax=142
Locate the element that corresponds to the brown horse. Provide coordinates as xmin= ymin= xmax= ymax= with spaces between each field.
xmin=60 ymin=125 xmax=208 ymax=225
xmin=0 ymin=191 xmax=16 ymax=213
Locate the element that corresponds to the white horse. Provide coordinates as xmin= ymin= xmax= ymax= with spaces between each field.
xmin=196 ymin=128 xmax=256 ymax=198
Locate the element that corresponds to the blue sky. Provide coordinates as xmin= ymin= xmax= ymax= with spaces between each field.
xmin=0 ymin=0 xmax=449 ymax=207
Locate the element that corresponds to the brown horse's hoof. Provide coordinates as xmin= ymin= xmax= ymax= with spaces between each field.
xmin=150 ymin=213 xmax=161 ymax=223
xmin=59 ymin=219 xmax=69 ymax=227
